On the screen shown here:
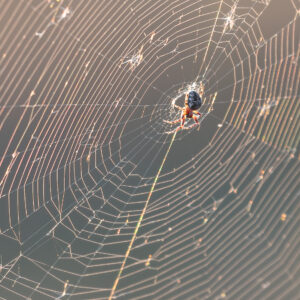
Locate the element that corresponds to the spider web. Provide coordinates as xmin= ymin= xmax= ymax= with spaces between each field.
xmin=0 ymin=0 xmax=299 ymax=299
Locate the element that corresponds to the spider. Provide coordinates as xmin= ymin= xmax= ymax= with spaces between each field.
xmin=164 ymin=83 xmax=204 ymax=132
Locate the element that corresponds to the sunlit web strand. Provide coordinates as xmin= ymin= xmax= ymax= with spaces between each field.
xmin=26 ymin=127 xmax=172 ymax=300
xmin=0 ymin=129 xmax=171 ymax=296
xmin=0 ymin=0 xmax=299 ymax=299
xmin=0 ymin=115 xmax=164 ymax=235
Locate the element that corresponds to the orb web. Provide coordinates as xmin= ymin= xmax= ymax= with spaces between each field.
xmin=0 ymin=0 xmax=299 ymax=299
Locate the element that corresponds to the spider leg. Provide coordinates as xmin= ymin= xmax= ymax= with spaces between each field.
xmin=174 ymin=104 xmax=184 ymax=111
xmin=193 ymin=115 xmax=200 ymax=125
xmin=163 ymin=118 xmax=182 ymax=124
xmin=164 ymin=108 xmax=185 ymax=124
xmin=175 ymin=115 xmax=186 ymax=131
xmin=179 ymin=115 xmax=199 ymax=130
xmin=181 ymin=122 xmax=200 ymax=130
xmin=193 ymin=111 xmax=202 ymax=117
xmin=181 ymin=117 xmax=200 ymax=130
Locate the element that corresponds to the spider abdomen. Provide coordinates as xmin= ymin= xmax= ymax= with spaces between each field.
xmin=188 ymin=91 xmax=202 ymax=110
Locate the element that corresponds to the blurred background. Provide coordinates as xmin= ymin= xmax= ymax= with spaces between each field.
xmin=0 ymin=0 xmax=299 ymax=299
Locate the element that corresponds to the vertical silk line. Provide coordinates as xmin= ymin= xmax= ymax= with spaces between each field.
xmin=109 ymin=131 xmax=177 ymax=300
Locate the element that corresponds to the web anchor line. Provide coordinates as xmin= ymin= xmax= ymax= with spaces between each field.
xmin=109 ymin=131 xmax=177 ymax=300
